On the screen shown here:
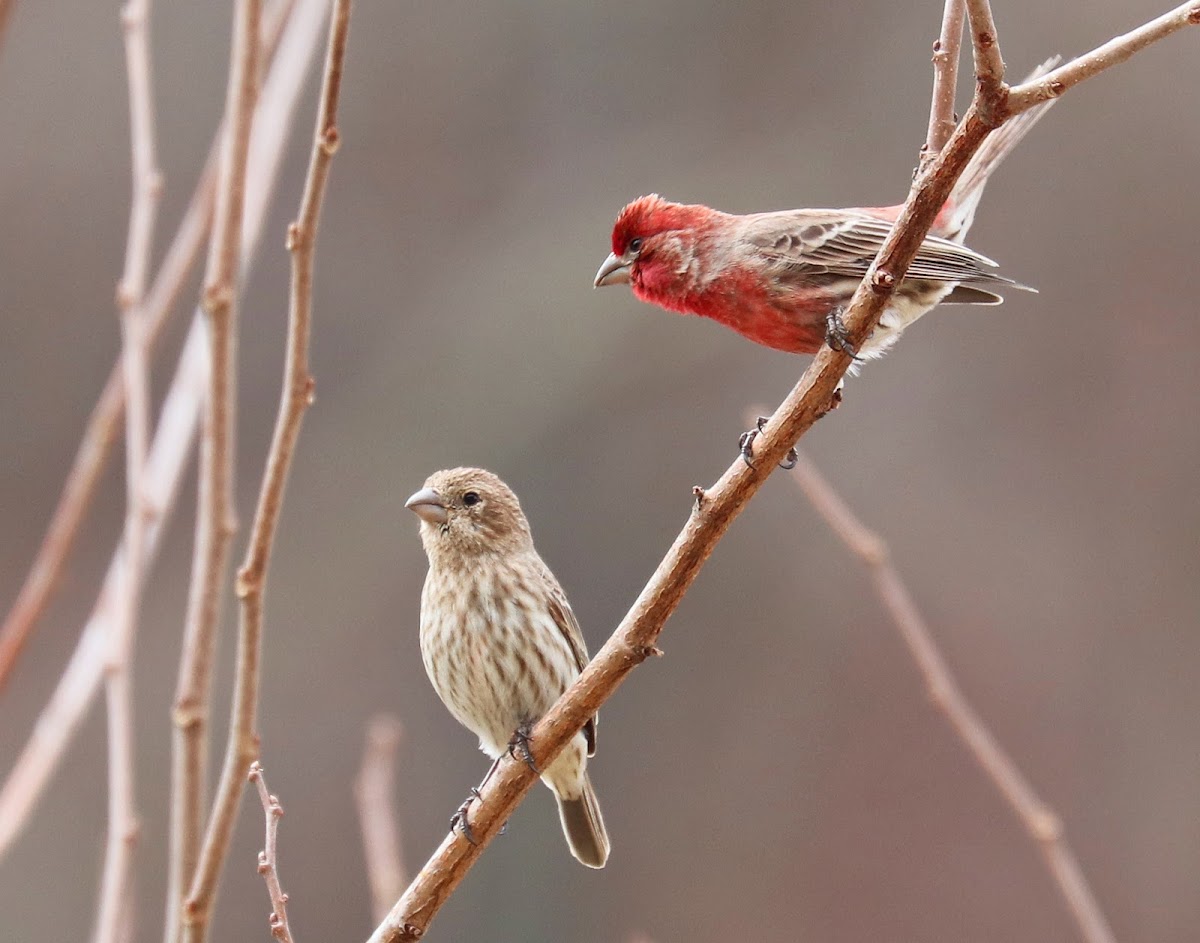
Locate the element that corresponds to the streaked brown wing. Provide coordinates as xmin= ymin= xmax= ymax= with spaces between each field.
xmin=544 ymin=574 xmax=597 ymax=756
xmin=744 ymin=210 xmax=1016 ymax=287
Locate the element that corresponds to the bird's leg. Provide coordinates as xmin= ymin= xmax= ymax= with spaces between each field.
xmin=450 ymin=787 xmax=482 ymax=845
xmin=507 ymin=722 xmax=540 ymax=774
xmin=739 ymin=416 xmax=798 ymax=470
xmin=450 ymin=752 xmax=506 ymax=844
xmin=824 ymin=306 xmax=861 ymax=360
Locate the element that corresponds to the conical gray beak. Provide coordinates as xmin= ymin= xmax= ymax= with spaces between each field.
xmin=593 ymin=252 xmax=631 ymax=287
xmin=405 ymin=487 xmax=448 ymax=525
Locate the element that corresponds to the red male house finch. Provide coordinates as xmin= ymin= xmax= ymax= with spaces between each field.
xmin=594 ymin=94 xmax=1055 ymax=367
xmin=405 ymin=467 xmax=610 ymax=868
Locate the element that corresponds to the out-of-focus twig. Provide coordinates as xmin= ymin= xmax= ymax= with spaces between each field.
xmin=249 ymin=764 xmax=295 ymax=943
xmin=0 ymin=149 xmax=214 ymax=699
xmin=182 ymin=1 xmax=350 ymax=940
xmin=365 ymin=6 xmax=1198 ymax=940
xmin=0 ymin=0 xmax=325 ymax=871
xmin=0 ymin=317 xmax=208 ymax=862
xmin=92 ymin=1 xmax=163 ymax=940
xmin=922 ymin=0 xmax=965 ymax=166
xmin=354 ymin=717 xmax=407 ymax=924
xmin=775 ymin=446 xmax=1117 ymax=943
xmin=0 ymin=0 xmax=15 ymax=56
xmin=175 ymin=0 xmax=263 ymax=939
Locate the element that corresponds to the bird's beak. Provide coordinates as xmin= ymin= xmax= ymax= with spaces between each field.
xmin=593 ymin=252 xmax=631 ymax=288
xmin=405 ymin=487 xmax=448 ymax=525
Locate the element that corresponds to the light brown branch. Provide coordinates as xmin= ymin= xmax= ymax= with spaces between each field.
xmin=922 ymin=0 xmax=965 ymax=167
xmin=175 ymin=0 xmax=262 ymax=938
xmin=0 ymin=317 xmax=208 ymax=861
xmin=964 ymin=0 xmax=1005 ymax=90
xmin=0 ymin=0 xmax=15 ymax=56
xmin=0 ymin=148 xmax=215 ymax=697
xmin=93 ymin=2 xmax=162 ymax=940
xmin=0 ymin=0 xmax=323 ymax=874
xmin=182 ymin=2 xmax=350 ymax=940
xmin=164 ymin=1 xmax=309 ymax=936
xmin=354 ymin=717 xmax=407 ymax=924
xmin=1007 ymin=1 xmax=1200 ymax=113
xmin=249 ymin=764 xmax=295 ymax=943
xmin=779 ymin=448 xmax=1117 ymax=943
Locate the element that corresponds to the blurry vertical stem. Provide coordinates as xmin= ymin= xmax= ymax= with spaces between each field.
xmin=181 ymin=1 xmax=351 ymax=940
xmin=176 ymin=0 xmax=262 ymax=940
xmin=93 ymin=2 xmax=162 ymax=941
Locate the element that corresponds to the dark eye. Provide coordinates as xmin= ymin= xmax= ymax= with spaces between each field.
xmin=628 ymin=237 xmax=643 ymax=254
xmin=462 ymin=491 xmax=480 ymax=507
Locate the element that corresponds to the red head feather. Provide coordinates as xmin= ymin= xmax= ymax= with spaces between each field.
xmin=609 ymin=194 xmax=705 ymax=255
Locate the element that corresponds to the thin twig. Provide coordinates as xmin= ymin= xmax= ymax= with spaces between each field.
xmin=365 ymin=7 xmax=1200 ymax=939
xmin=175 ymin=0 xmax=263 ymax=938
xmin=0 ymin=0 xmax=326 ymax=869
xmin=249 ymin=764 xmax=295 ymax=943
xmin=182 ymin=2 xmax=350 ymax=940
xmin=922 ymin=0 xmax=965 ymax=166
xmin=0 ymin=317 xmax=208 ymax=862
xmin=354 ymin=717 xmax=407 ymax=924
xmin=965 ymin=0 xmax=1005 ymax=90
xmin=1007 ymin=1 xmax=1200 ymax=113
xmin=164 ymin=1 xmax=310 ymax=936
xmin=0 ymin=149 xmax=214 ymax=697
xmin=779 ymin=448 xmax=1117 ymax=943
xmin=93 ymin=1 xmax=162 ymax=940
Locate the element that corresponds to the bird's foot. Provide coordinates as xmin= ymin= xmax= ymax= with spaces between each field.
xmin=507 ymin=723 xmax=539 ymax=774
xmin=739 ymin=416 xmax=798 ymax=470
xmin=450 ymin=787 xmax=482 ymax=845
xmin=825 ymin=307 xmax=861 ymax=360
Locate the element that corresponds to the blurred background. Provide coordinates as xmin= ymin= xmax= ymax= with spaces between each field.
xmin=1 ymin=1 xmax=1197 ymax=941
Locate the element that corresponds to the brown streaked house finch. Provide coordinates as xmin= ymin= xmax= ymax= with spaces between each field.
xmin=594 ymin=92 xmax=1056 ymax=368
xmin=405 ymin=467 xmax=610 ymax=869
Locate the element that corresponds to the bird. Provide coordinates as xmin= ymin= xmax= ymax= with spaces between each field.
xmin=594 ymin=88 xmax=1055 ymax=369
xmin=405 ymin=467 xmax=610 ymax=868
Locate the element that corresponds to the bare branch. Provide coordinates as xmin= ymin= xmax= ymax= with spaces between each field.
xmin=0 ymin=317 xmax=208 ymax=862
xmin=0 ymin=0 xmax=328 ymax=870
xmin=779 ymin=448 xmax=1117 ymax=943
xmin=93 ymin=1 xmax=162 ymax=939
xmin=365 ymin=5 xmax=1200 ymax=938
xmin=0 ymin=149 xmax=214 ymax=697
xmin=1008 ymin=1 xmax=1200 ymax=113
xmin=964 ymin=0 xmax=1005 ymax=89
xmin=182 ymin=2 xmax=351 ymax=940
xmin=249 ymin=764 xmax=295 ymax=943
xmin=922 ymin=0 xmax=965 ymax=166
xmin=354 ymin=717 xmax=407 ymax=923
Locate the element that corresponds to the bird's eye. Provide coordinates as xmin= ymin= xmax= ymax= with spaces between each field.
xmin=628 ymin=237 xmax=643 ymax=254
xmin=462 ymin=491 xmax=480 ymax=507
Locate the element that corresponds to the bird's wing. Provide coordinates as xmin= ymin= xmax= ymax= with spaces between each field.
xmin=744 ymin=210 xmax=1020 ymax=286
xmin=545 ymin=575 xmax=597 ymax=756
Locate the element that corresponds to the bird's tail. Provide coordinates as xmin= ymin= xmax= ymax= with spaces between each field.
xmin=936 ymin=57 xmax=1061 ymax=243
xmin=556 ymin=773 xmax=610 ymax=869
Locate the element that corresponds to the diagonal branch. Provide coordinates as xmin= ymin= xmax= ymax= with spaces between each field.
xmin=365 ymin=4 xmax=1200 ymax=940
xmin=779 ymin=447 xmax=1117 ymax=943
xmin=1007 ymin=2 xmax=1200 ymax=113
